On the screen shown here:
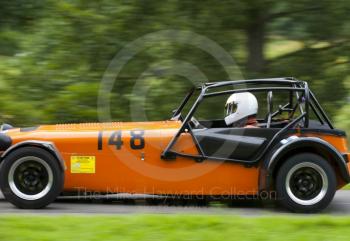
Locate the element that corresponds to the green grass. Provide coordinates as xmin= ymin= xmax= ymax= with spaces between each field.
xmin=342 ymin=184 xmax=350 ymax=190
xmin=1 ymin=215 xmax=350 ymax=241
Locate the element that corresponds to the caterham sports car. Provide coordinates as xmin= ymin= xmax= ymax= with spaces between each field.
xmin=0 ymin=77 xmax=348 ymax=212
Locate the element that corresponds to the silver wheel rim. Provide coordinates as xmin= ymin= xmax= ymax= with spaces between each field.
xmin=285 ymin=162 xmax=328 ymax=206
xmin=8 ymin=156 xmax=53 ymax=201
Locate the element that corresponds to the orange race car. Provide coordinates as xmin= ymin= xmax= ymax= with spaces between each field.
xmin=0 ymin=77 xmax=349 ymax=213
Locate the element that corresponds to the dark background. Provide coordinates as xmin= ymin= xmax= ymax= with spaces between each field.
xmin=0 ymin=0 xmax=349 ymax=135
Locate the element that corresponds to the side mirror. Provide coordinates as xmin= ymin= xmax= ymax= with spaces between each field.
xmin=266 ymin=91 xmax=273 ymax=128
xmin=171 ymin=113 xmax=182 ymax=121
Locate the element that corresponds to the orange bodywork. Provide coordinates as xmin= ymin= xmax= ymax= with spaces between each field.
xmin=3 ymin=121 xmax=349 ymax=196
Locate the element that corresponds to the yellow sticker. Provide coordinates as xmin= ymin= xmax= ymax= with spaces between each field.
xmin=70 ymin=156 xmax=95 ymax=174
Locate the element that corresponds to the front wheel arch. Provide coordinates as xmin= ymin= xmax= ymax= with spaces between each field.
xmin=0 ymin=146 xmax=64 ymax=208
xmin=1 ymin=141 xmax=66 ymax=172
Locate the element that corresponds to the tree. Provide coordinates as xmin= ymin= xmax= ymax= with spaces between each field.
xmin=0 ymin=0 xmax=349 ymax=129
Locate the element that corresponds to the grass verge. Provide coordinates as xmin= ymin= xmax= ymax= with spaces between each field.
xmin=1 ymin=215 xmax=350 ymax=241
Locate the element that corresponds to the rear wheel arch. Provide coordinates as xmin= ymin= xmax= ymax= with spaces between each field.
xmin=261 ymin=137 xmax=349 ymax=191
xmin=275 ymin=153 xmax=337 ymax=212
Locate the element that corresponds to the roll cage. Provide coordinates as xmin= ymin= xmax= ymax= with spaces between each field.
xmin=162 ymin=77 xmax=335 ymax=163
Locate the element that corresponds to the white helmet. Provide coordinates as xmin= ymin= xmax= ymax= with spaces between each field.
xmin=224 ymin=92 xmax=258 ymax=126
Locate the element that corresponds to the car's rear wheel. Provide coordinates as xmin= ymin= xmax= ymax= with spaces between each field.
xmin=0 ymin=147 xmax=64 ymax=209
xmin=276 ymin=153 xmax=336 ymax=213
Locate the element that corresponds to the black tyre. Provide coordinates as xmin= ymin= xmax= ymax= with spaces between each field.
xmin=276 ymin=153 xmax=336 ymax=213
xmin=0 ymin=147 xmax=64 ymax=209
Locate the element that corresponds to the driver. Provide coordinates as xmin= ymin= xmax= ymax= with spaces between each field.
xmin=224 ymin=92 xmax=259 ymax=128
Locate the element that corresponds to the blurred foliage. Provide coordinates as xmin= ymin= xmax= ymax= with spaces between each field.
xmin=0 ymin=0 xmax=349 ymax=135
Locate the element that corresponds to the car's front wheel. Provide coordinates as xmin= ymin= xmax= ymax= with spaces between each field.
xmin=276 ymin=153 xmax=336 ymax=213
xmin=0 ymin=147 xmax=64 ymax=209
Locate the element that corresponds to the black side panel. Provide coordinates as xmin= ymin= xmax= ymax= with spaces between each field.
xmin=301 ymin=129 xmax=346 ymax=137
xmin=193 ymin=128 xmax=280 ymax=160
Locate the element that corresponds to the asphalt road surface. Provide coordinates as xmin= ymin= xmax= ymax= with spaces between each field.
xmin=1 ymin=191 xmax=350 ymax=215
